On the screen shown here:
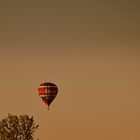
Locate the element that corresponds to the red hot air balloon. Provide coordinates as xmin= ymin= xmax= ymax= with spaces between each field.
xmin=38 ymin=82 xmax=58 ymax=109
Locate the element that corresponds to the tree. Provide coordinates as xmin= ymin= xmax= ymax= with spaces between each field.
xmin=0 ymin=114 xmax=39 ymax=140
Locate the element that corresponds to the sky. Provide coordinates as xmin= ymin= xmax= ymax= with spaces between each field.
xmin=0 ymin=0 xmax=140 ymax=140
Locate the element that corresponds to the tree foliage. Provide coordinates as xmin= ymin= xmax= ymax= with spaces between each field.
xmin=0 ymin=114 xmax=39 ymax=140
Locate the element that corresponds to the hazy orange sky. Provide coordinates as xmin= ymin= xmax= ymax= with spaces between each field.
xmin=0 ymin=0 xmax=140 ymax=140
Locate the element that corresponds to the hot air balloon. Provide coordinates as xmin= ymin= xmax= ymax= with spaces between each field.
xmin=37 ymin=82 xmax=58 ymax=109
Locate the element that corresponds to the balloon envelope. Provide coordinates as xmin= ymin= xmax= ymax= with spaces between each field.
xmin=38 ymin=82 xmax=58 ymax=108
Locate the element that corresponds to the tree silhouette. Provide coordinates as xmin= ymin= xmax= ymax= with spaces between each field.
xmin=0 ymin=114 xmax=39 ymax=140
